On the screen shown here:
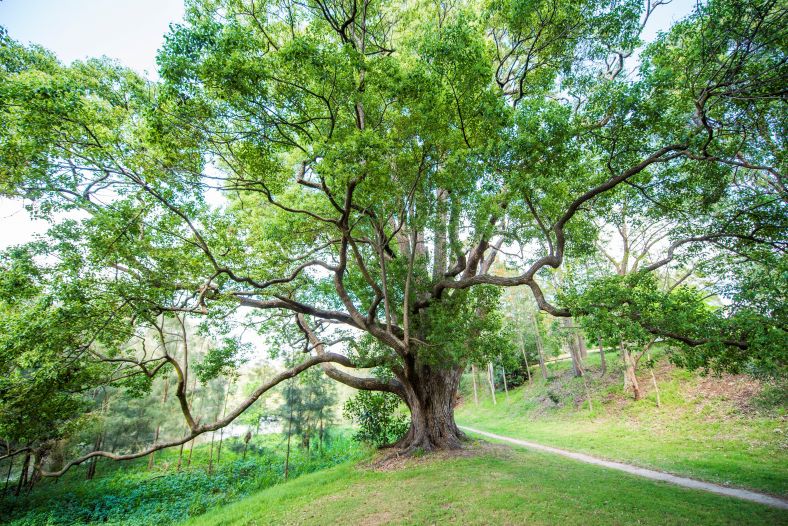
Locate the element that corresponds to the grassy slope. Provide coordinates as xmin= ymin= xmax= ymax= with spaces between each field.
xmin=184 ymin=445 xmax=787 ymax=526
xmin=456 ymin=351 xmax=788 ymax=496
xmin=177 ymin=353 xmax=788 ymax=525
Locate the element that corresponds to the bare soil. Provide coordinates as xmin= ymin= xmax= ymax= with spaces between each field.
xmin=363 ymin=441 xmax=510 ymax=473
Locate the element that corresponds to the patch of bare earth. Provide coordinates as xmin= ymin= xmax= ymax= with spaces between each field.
xmin=358 ymin=511 xmax=396 ymax=526
xmin=686 ymin=372 xmax=764 ymax=414
xmin=363 ymin=441 xmax=510 ymax=472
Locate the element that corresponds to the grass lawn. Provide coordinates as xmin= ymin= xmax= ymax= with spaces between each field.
xmin=456 ymin=352 xmax=788 ymax=496
xmin=182 ymin=444 xmax=788 ymax=526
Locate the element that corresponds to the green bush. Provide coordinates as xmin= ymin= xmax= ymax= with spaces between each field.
xmin=343 ymin=391 xmax=409 ymax=447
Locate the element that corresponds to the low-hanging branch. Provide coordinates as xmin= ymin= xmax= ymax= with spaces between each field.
xmin=26 ymin=351 xmax=359 ymax=478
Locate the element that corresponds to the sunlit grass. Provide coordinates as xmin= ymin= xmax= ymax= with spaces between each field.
xmin=183 ymin=445 xmax=787 ymax=526
xmin=457 ymin=353 xmax=788 ymax=495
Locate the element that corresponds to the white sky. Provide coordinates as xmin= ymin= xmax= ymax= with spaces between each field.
xmin=0 ymin=0 xmax=185 ymax=249
xmin=0 ymin=0 xmax=696 ymax=250
xmin=0 ymin=0 xmax=184 ymax=76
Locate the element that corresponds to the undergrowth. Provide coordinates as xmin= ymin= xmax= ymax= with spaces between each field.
xmin=1 ymin=430 xmax=366 ymax=526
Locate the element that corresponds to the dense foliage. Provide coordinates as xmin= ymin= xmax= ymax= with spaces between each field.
xmin=343 ymin=390 xmax=410 ymax=446
xmin=0 ymin=0 xmax=785 ymax=473
xmin=1 ymin=433 xmax=364 ymax=526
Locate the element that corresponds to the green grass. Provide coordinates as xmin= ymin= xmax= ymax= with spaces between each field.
xmin=182 ymin=444 xmax=787 ymax=526
xmin=457 ymin=353 xmax=788 ymax=496
xmin=7 ymin=354 xmax=786 ymax=525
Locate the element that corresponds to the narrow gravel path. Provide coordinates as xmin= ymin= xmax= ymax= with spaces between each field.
xmin=459 ymin=425 xmax=788 ymax=510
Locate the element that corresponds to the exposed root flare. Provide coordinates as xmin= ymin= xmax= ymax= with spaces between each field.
xmin=367 ymin=439 xmax=508 ymax=472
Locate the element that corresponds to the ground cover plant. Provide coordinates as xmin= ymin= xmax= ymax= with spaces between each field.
xmin=1 ymin=431 xmax=365 ymax=526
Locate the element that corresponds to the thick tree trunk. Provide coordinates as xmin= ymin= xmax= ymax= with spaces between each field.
xmin=394 ymin=364 xmax=465 ymax=452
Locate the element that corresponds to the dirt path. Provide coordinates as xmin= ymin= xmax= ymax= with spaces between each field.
xmin=459 ymin=425 xmax=788 ymax=510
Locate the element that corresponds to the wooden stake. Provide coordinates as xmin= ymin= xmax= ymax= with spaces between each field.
xmin=501 ymin=361 xmax=509 ymax=400
xmin=471 ymin=364 xmax=479 ymax=405
xmin=487 ymin=362 xmax=497 ymax=405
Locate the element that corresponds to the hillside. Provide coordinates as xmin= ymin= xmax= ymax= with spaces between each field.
xmin=456 ymin=350 xmax=788 ymax=496
xmin=182 ymin=444 xmax=786 ymax=526
xmin=178 ymin=352 xmax=787 ymax=526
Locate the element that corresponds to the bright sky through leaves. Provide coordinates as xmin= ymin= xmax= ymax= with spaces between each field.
xmin=0 ymin=0 xmax=185 ymax=248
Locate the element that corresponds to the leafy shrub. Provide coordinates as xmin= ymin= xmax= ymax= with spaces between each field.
xmin=343 ymin=391 xmax=409 ymax=447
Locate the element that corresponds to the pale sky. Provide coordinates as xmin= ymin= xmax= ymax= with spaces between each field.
xmin=0 ymin=0 xmax=185 ymax=249
xmin=0 ymin=0 xmax=184 ymax=75
xmin=0 ymin=0 xmax=697 ymax=250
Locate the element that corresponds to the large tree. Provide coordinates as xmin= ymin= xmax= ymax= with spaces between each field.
xmin=0 ymin=0 xmax=785 ymax=473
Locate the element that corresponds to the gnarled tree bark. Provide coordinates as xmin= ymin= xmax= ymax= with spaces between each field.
xmin=393 ymin=363 xmax=465 ymax=451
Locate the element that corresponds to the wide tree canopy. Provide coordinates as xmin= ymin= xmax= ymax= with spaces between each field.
xmin=0 ymin=0 xmax=785 ymax=474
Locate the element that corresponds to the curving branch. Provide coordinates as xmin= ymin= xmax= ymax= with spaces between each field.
xmin=296 ymin=314 xmax=405 ymax=396
xmin=38 ymin=351 xmax=358 ymax=478
xmin=641 ymin=231 xmax=781 ymax=273
xmin=417 ymin=144 xmax=688 ymax=315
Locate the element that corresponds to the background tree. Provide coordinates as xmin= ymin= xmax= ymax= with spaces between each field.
xmin=277 ymin=368 xmax=336 ymax=453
